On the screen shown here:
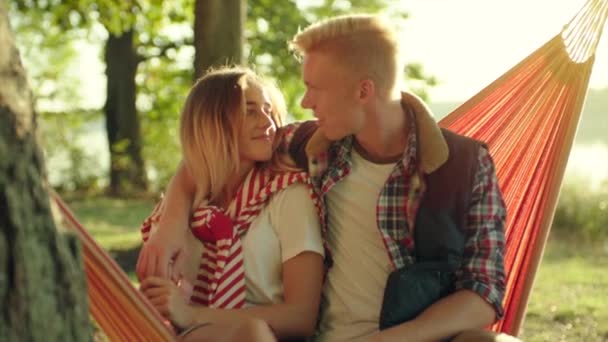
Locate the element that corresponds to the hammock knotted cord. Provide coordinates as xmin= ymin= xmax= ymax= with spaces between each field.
xmin=50 ymin=0 xmax=607 ymax=340
xmin=440 ymin=0 xmax=608 ymax=335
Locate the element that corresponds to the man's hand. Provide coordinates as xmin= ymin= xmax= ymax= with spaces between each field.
xmin=140 ymin=277 xmax=196 ymax=329
xmin=137 ymin=162 xmax=200 ymax=281
xmin=136 ymin=227 xmax=188 ymax=281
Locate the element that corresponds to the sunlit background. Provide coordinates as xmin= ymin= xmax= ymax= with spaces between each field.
xmin=400 ymin=0 xmax=607 ymax=101
xmin=397 ymin=0 xmax=608 ymax=190
xmin=54 ymin=0 xmax=608 ymax=190
xmin=7 ymin=1 xmax=607 ymax=340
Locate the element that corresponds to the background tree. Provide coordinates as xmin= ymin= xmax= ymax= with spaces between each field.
xmin=10 ymin=0 xmax=436 ymax=194
xmin=0 ymin=2 xmax=90 ymax=340
xmin=100 ymin=0 xmax=191 ymax=196
xmin=10 ymin=0 xmax=193 ymax=195
xmin=194 ymin=0 xmax=245 ymax=78
xmin=104 ymin=26 xmax=147 ymax=195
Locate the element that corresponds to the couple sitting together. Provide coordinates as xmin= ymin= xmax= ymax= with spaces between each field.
xmin=136 ymin=13 xmax=518 ymax=342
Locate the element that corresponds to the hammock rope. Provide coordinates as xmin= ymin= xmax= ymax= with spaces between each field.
xmin=50 ymin=0 xmax=607 ymax=339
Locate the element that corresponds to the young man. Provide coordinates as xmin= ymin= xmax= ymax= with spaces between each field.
xmin=286 ymin=15 xmax=508 ymax=342
xmin=138 ymin=14 xmax=511 ymax=342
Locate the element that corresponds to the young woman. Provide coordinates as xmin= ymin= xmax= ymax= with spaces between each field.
xmin=138 ymin=67 xmax=324 ymax=342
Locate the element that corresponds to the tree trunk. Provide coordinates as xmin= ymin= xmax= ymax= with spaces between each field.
xmin=0 ymin=3 xmax=91 ymax=341
xmin=104 ymin=29 xmax=147 ymax=196
xmin=194 ymin=0 xmax=245 ymax=79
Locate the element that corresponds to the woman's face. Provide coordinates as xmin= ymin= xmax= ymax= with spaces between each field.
xmin=238 ymin=82 xmax=276 ymax=165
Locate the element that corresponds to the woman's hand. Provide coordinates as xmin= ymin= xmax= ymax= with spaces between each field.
xmin=140 ymin=277 xmax=195 ymax=329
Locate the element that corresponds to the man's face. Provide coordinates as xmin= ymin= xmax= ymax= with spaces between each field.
xmin=300 ymin=51 xmax=365 ymax=141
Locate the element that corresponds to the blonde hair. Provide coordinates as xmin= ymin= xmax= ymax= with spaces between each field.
xmin=179 ymin=66 xmax=290 ymax=204
xmin=290 ymin=14 xmax=404 ymax=98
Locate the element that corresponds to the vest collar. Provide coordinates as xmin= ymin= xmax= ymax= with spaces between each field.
xmin=400 ymin=91 xmax=449 ymax=174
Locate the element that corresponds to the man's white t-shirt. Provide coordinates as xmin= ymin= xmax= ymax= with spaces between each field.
xmin=242 ymin=183 xmax=324 ymax=306
xmin=316 ymin=150 xmax=397 ymax=342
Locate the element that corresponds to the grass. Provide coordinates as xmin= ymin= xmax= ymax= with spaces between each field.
xmin=65 ymin=195 xmax=157 ymax=281
xmin=66 ymin=196 xmax=156 ymax=250
xmin=521 ymin=238 xmax=608 ymax=341
xmin=65 ymin=196 xmax=608 ymax=341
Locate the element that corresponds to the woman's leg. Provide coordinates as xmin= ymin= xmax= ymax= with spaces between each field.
xmin=178 ymin=318 xmax=276 ymax=342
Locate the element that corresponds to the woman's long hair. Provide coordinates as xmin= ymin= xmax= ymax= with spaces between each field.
xmin=179 ymin=66 xmax=294 ymax=205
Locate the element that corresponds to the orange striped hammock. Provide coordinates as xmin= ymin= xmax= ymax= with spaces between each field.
xmin=51 ymin=0 xmax=608 ymax=340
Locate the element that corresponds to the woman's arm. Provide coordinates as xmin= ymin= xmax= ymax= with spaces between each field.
xmin=141 ymin=184 xmax=325 ymax=339
xmin=141 ymin=253 xmax=323 ymax=338
xmin=240 ymin=251 xmax=324 ymax=337
xmin=136 ymin=161 xmax=200 ymax=281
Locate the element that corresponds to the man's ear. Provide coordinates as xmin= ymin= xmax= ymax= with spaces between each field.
xmin=359 ymin=79 xmax=375 ymax=102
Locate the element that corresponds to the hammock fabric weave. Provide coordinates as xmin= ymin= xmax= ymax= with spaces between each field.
xmin=50 ymin=0 xmax=607 ymax=340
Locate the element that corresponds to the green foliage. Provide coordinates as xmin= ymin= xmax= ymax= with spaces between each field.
xmin=38 ymin=110 xmax=107 ymax=193
xmin=12 ymin=0 xmax=92 ymax=31
xmin=11 ymin=0 xmax=194 ymax=193
xmin=552 ymin=178 xmax=608 ymax=243
xmin=137 ymin=60 xmax=192 ymax=190
xmin=10 ymin=2 xmax=108 ymax=193
xmin=405 ymin=62 xmax=438 ymax=101
xmin=247 ymin=0 xmax=308 ymax=119
xmin=247 ymin=0 xmax=436 ymax=120
xmin=9 ymin=3 xmax=85 ymax=112
xmin=11 ymin=0 xmax=189 ymax=35
xmin=12 ymin=0 xmax=439 ymax=192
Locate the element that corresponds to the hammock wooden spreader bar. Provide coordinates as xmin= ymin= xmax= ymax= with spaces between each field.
xmin=51 ymin=193 xmax=175 ymax=341
xmin=439 ymin=0 xmax=608 ymax=335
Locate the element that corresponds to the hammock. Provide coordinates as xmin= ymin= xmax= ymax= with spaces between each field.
xmin=439 ymin=0 xmax=608 ymax=334
xmin=50 ymin=0 xmax=608 ymax=340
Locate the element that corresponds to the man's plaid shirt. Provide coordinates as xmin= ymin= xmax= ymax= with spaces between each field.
xmin=284 ymin=108 xmax=506 ymax=317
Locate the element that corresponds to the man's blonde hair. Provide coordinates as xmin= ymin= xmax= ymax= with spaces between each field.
xmin=180 ymin=66 xmax=289 ymax=204
xmin=290 ymin=14 xmax=404 ymax=98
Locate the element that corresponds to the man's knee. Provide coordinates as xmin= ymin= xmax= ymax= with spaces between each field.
xmin=452 ymin=329 xmax=522 ymax=342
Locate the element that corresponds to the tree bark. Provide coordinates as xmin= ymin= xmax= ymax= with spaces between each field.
xmin=0 ymin=3 xmax=91 ymax=341
xmin=194 ymin=0 xmax=245 ymax=79
xmin=104 ymin=29 xmax=147 ymax=196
